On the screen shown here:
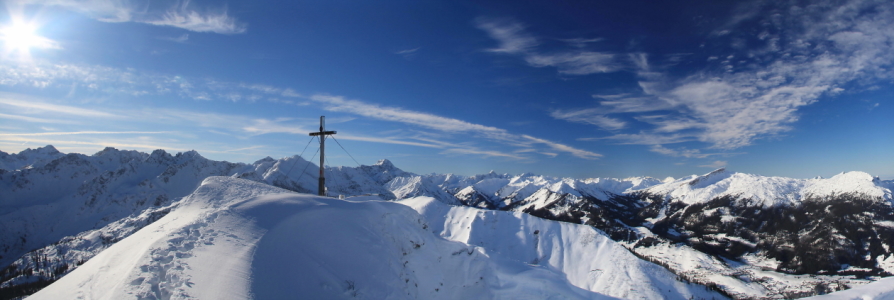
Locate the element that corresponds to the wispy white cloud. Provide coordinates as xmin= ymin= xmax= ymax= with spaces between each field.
xmin=395 ymin=47 xmax=420 ymax=55
xmin=337 ymin=135 xmax=443 ymax=149
xmin=0 ymin=112 xmax=76 ymax=124
xmin=159 ymin=33 xmax=189 ymax=43
xmin=242 ymin=118 xmax=310 ymax=135
xmin=648 ymin=145 xmax=743 ymax=159
xmin=525 ymin=52 xmax=619 ymax=75
xmin=281 ymin=88 xmax=302 ymax=98
xmin=0 ymin=131 xmax=170 ymax=136
xmin=13 ymin=0 xmax=246 ymax=34
xmin=441 ymin=148 xmax=526 ymax=159
xmin=582 ymin=132 xmax=695 ymax=145
xmin=560 ymin=38 xmax=604 ymax=48
xmin=0 ymin=93 xmax=116 ymax=117
xmin=475 ymin=17 xmax=622 ymax=75
xmin=699 ymin=160 xmax=727 ymax=169
xmin=522 ymin=135 xmax=602 ymax=160
xmin=310 ymin=94 xmax=511 ymax=136
xmin=146 ymin=2 xmax=245 ymax=34
xmin=549 ymin=109 xmax=627 ymax=131
xmin=594 ymin=95 xmax=673 ymax=113
xmin=476 ymin=17 xmax=538 ymax=54
xmin=219 ymin=145 xmax=264 ymax=153
xmin=649 ymin=145 xmax=703 ymax=158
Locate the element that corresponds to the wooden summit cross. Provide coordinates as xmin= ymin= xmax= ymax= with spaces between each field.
xmin=309 ymin=116 xmax=336 ymax=196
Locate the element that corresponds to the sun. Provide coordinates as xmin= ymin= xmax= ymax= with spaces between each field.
xmin=0 ymin=18 xmax=60 ymax=57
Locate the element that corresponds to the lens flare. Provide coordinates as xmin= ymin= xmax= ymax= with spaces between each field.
xmin=0 ymin=18 xmax=60 ymax=58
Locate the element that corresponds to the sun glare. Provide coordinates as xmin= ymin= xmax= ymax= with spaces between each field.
xmin=0 ymin=18 xmax=59 ymax=57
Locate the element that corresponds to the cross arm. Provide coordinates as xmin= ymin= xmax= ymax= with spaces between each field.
xmin=309 ymin=131 xmax=337 ymax=136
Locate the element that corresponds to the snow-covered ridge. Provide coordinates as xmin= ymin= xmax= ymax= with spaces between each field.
xmin=0 ymin=145 xmax=64 ymax=171
xmin=27 ymin=176 xmax=724 ymax=299
xmin=645 ymin=169 xmax=893 ymax=207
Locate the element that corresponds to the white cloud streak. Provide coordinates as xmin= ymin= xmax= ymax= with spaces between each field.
xmin=160 ymin=33 xmax=189 ymax=43
xmin=0 ymin=113 xmax=76 ymax=124
xmin=582 ymin=132 xmax=695 ymax=145
xmin=337 ymin=135 xmax=443 ymax=149
xmin=13 ymin=0 xmax=246 ymax=34
xmin=647 ymin=144 xmax=742 ymax=159
xmin=550 ymin=109 xmax=627 ymax=131
xmin=310 ymin=94 xmax=509 ymax=135
xmin=0 ymin=131 xmax=170 ymax=136
xmin=441 ymin=148 xmax=526 ymax=159
xmin=0 ymin=94 xmax=116 ymax=117
xmin=698 ymin=160 xmax=728 ymax=169
xmin=476 ymin=17 xmax=622 ymax=75
xmin=395 ymin=48 xmax=420 ymax=55
xmin=522 ymin=135 xmax=602 ymax=160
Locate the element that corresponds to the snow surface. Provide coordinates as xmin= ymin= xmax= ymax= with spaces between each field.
xmin=644 ymin=169 xmax=893 ymax=207
xmin=804 ymin=276 xmax=894 ymax=300
xmin=30 ymin=176 xmax=641 ymax=299
xmin=401 ymin=197 xmax=725 ymax=300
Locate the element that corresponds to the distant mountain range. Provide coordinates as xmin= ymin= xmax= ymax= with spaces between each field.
xmin=1 ymin=146 xmax=892 ymax=299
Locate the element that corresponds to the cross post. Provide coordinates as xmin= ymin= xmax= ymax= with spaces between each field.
xmin=308 ymin=116 xmax=336 ymax=196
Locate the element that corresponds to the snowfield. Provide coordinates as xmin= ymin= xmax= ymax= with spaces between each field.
xmin=28 ymin=176 xmax=723 ymax=299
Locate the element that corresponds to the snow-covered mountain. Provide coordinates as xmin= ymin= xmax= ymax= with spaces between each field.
xmin=1 ymin=146 xmax=893 ymax=299
xmin=26 ymin=176 xmax=724 ymax=300
xmin=0 ymin=146 xmax=65 ymax=172
xmin=485 ymin=167 xmax=894 ymax=298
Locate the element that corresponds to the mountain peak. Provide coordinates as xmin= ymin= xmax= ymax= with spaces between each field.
xmin=688 ymin=167 xmax=729 ymax=187
xmin=0 ymin=145 xmax=65 ymax=170
xmin=95 ymin=147 xmax=120 ymax=156
xmin=20 ymin=145 xmax=61 ymax=156
xmin=176 ymin=150 xmax=203 ymax=160
xmin=36 ymin=145 xmax=60 ymax=154
xmin=375 ymin=159 xmax=394 ymax=168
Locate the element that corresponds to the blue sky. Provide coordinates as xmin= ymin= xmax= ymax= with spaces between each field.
xmin=0 ymin=0 xmax=892 ymax=180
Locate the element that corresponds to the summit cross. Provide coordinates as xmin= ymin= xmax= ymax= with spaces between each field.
xmin=308 ymin=116 xmax=336 ymax=196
